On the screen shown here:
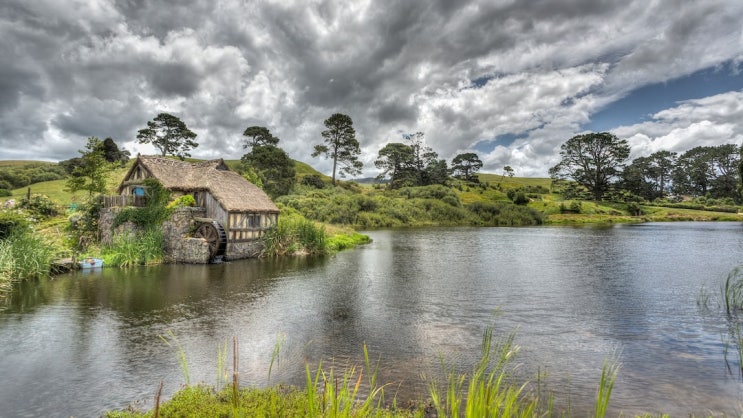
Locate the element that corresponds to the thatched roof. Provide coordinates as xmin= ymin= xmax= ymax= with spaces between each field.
xmin=120 ymin=155 xmax=279 ymax=213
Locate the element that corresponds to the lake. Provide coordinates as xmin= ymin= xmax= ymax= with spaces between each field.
xmin=1 ymin=222 xmax=743 ymax=416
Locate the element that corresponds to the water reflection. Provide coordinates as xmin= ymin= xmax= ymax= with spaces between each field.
xmin=2 ymin=223 xmax=743 ymax=416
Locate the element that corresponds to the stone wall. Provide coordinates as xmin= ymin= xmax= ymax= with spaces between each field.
xmin=162 ymin=207 xmax=210 ymax=263
xmin=226 ymin=240 xmax=264 ymax=260
xmin=99 ymin=206 xmax=265 ymax=263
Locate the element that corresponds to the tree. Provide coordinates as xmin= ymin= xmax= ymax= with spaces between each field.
xmin=136 ymin=113 xmax=198 ymax=160
xmin=65 ymin=137 xmax=113 ymax=196
xmin=241 ymin=145 xmax=296 ymax=198
xmin=101 ymin=137 xmax=131 ymax=166
xmin=374 ymin=143 xmax=416 ymax=188
xmin=549 ymin=132 xmax=630 ymax=201
xmin=312 ymin=113 xmax=363 ymax=185
xmin=451 ymin=153 xmax=483 ymax=181
xmin=504 ymin=166 xmax=515 ymax=177
xmin=423 ymin=158 xmax=449 ymax=186
xmin=242 ymin=126 xmax=279 ymax=149
xmin=673 ymin=144 xmax=740 ymax=199
xmin=403 ymin=132 xmax=439 ymax=186
xmin=648 ymin=150 xmax=677 ymax=198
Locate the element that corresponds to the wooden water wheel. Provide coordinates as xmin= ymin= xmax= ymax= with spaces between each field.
xmin=193 ymin=219 xmax=227 ymax=261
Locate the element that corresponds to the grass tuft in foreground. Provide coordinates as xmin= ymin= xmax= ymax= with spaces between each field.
xmin=106 ymin=327 xmax=623 ymax=418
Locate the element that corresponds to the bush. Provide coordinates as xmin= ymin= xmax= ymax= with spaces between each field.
xmin=0 ymin=211 xmax=30 ymax=240
xmin=167 ymin=195 xmax=196 ymax=209
xmin=300 ymin=175 xmax=326 ymax=189
xmin=19 ymin=194 xmax=60 ymax=218
xmin=512 ymin=192 xmax=529 ymax=205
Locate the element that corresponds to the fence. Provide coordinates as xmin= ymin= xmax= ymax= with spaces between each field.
xmin=103 ymin=195 xmax=147 ymax=208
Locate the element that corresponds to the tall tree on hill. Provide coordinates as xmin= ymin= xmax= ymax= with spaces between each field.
xmin=101 ymin=137 xmax=131 ymax=166
xmin=375 ymin=142 xmax=416 ymax=188
xmin=549 ymin=132 xmax=630 ymax=201
xmin=65 ymin=137 xmax=113 ymax=196
xmin=241 ymin=145 xmax=295 ymax=198
xmin=242 ymin=126 xmax=279 ymax=149
xmin=240 ymin=126 xmax=295 ymax=197
xmin=136 ymin=113 xmax=198 ymax=160
xmin=451 ymin=152 xmax=483 ymax=181
xmin=312 ymin=113 xmax=363 ymax=185
xmin=403 ymin=132 xmax=439 ymax=185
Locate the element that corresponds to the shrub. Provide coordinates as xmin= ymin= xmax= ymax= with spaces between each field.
xmin=167 ymin=195 xmax=196 ymax=209
xmin=300 ymin=175 xmax=325 ymax=189
xmin=0 ymin=211 xmax=30 ymax=240
xmin=19 ymin=194 xmax=60 ymax=218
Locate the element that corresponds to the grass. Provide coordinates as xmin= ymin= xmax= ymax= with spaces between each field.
xmin=107 ymin=327 xmax=625 ymax=418
xmin=0 ymin=229 xmax=56 ymax=294
xmin=102 ymin=228 xmax=164 ymax=267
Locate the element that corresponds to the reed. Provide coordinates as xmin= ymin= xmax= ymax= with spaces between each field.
xmin=0 ymin=229 xmax=54 ymax=290
xmin=103 ymin=228 xmax=163 ymax=267
xmin=303 ymin=343 xmax=389 ymax=418
xmin=159 ymin=330 xmax=190 ymax=386
xmin=594 ymin=354 xmax=620 ymax=418
xmin=723 ymin=267 xmax=743 ymax=315
xmin=428 ymin=328 xmax=541 ymax=418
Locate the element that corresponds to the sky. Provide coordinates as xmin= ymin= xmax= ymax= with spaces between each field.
xmin=1 ymin=0 xmax=743 ymax=178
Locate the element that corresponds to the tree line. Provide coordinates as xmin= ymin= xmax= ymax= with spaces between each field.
xmin=61 ymin=112 xmax=742 ymax=204
xmin=549 ymin=132 xmax=742 ymax=203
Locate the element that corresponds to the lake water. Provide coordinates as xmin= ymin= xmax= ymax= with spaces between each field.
xmin=2 ymin=222 xmax=743 ymax=416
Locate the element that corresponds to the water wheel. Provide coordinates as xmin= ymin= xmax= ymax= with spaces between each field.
xmin=193 ymin=220 xmax=227 ymax=262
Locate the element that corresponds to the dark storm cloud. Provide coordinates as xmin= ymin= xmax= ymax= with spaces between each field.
xmin=0 ymin=0 xmax=741 ymax=177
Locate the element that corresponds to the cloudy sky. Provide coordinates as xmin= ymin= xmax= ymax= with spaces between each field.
xmin=2 ymin=0 xmax=743 ymax=177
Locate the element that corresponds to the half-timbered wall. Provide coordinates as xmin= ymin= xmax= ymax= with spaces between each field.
xmin=226 ymin=211 xmax=278 ymax=242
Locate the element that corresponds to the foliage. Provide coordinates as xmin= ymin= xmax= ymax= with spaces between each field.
xmin=549 ymin=132 xmax=631 ymax=201
xmin=242 ymin=126 xmax=279 ymax=149
xmin=0 ymin=162 xmax=65 ymax=190
xmin=65 ymin=137 xmax=115 ymax=196
xmin=242 ymin=144 xmax=296 ymax=198
xmin=312 ymin=113 xmax=363 ymax=185
xmin=18 ymin=194 xmax=60 ymax=218
xmin=375 ymin=142 xmax=417 ymax=188
xmin=451 ymin=152 xmax=484 ymax=181
xmin=101 ymin=137 xmax=131 ymax=166
xmin=113 ymin=179 xmax=172 ymax=229
xmin=0 ymin=211 xmax=29 ymax=240
xmin=136 ymin=113 xmax=198 ymax=160
xmin=0 ymin=227 xmax=55 ymax=291
xmin=466 ymin=201 xmax=544 ymax=226
xmin=261 ymin=210 xmax=328 ymax=256
xmin=241 ymin=166 xmax=264 ymax=189
xmin=166 ymin=195 xmax=196 ymax=209
xmin=102 ymin=228 xmax=164 ymax=267
xmin=673 ymin=144 xmax=740 ymax=200
xmin=301 ymin=174 xmax=326 ymax=189
xmin=66 ymin=195 xmax=104 ymax=252
xmin=429 ymin=328 xmax=539 ymax=418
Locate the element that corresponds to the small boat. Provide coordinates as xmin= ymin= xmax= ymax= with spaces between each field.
xmin=79 ymin=257 xmax=104 ymax=269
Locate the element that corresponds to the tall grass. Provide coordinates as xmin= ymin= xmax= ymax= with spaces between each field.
xmin=261 ymin=211 xmax=328 ymax=256
xmin=428 ymin=328 xmax=539 ymax=418
xmin=103 ymin=228 xmax=164 ymax=267
xmin=723 ymin=266 xmax=743 ymax=315
xmin=0 ymin=230 xmax=54 ymax=292
xmin=109 ymin=330 xmax=624 ymax=418
xmin=594 ymin=354 xmax=620 ymax=418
